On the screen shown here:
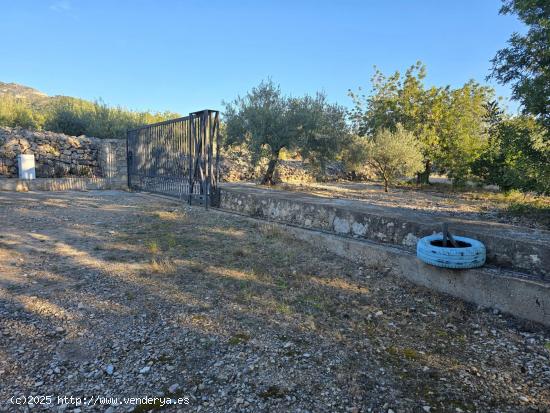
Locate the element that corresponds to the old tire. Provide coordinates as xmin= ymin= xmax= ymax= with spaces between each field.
xmin=416 ymin=233 xmax=486 ymax=269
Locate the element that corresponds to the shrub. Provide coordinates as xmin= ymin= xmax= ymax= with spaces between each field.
xmin=346 ymin=124 xmax=423 ymax=192
xmin=0 ymin=94 xmax=179 ymax=139
xmin=473 ymin=116 xmax=550 ymax=194
xmin=0 ymin=95 xmax=44 ymax=129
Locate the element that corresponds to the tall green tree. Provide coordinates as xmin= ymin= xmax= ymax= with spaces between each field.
xmin=224 ymin=80 xmax=348 ymax=185
xmin=437 ymin=81 xmax=493 ymax=184
xmin=349 ymin=63 xmax=492 ymax=184
xmin=474 ymin=115 xmax=550 ymax=194
xmin=349 ymin=62 xmax=442 ymax=182
xmin=489 ymin=0 xmax=550 ymax=128
xmin=295 ymin=94 xmax=349 ymax=176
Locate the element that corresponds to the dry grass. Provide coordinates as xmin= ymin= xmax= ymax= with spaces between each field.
xmin=1 ymin=191 xmax=549 ymax=412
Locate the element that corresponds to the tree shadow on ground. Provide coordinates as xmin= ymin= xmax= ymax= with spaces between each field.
xmin=0 ymin=191 xmax=549 ymax=412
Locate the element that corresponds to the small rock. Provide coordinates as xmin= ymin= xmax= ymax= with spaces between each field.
xmin=139 ymin=366 xmax=151 ymax=374
xmin=168 ymin=384 xmax=180 ymax=394
xmin=106 ymin=364 xmax=114 ymax=375
xmin=422 ymin=407 xmax=431 ymax=412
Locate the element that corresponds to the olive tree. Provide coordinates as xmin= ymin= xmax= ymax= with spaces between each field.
xmin=349 ymin=63 xmax=493 ymax=184
xmin=346 ymin=124 xmax=423 ymax=192
xmin=342 ymin=134 xmax=371 ymax=180
xmin=223 ymin=80 xmax=348 ymax=185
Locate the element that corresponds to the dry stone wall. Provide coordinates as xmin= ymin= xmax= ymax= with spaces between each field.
xmin=0 ymin=126 xmax=126 ymax=183
xmin=219 ymin=145 xmax=348 ymax=183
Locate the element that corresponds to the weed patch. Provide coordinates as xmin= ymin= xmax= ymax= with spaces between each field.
xmin=228 ymin=332 xmax=250 ymax=345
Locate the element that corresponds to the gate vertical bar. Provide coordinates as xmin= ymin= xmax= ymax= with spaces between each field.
xmin=188 ymin=113 xmax=194 ymax=205
xmin=126 ymin=110 xmax=220 ymax=203
xmin=126 ymin=131 xmax=131 ymax=189
xmin=215 ymin=111 xmax=220 ymax=191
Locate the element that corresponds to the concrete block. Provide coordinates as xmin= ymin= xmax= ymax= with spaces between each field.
xmin=17 ymin=154 xmax=35 ymax=179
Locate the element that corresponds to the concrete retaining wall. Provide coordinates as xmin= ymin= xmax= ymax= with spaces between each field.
xmin=215 ymin=185 xmax=550 ymax=326
xmin=273 ymin=221 xmax=550 ymax=326
xmin=133 ymin=191 xmax=550 ymax=326
xmin=220 ymin=185 xmax=550 ymax=279
xmin=0 ymin=177 xmax=127 ymax=191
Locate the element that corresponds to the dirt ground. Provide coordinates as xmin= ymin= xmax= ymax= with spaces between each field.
xmin=273 ymin=182 xmax=550 ymax=230
xmin=0 ymin=190 xmax=549 ymax=413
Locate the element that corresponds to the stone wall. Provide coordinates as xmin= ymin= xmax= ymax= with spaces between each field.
xmin=0 ymin=126 xmax=127 ymax=184
xmin=219 ymin=145 xmax=348 ymax=183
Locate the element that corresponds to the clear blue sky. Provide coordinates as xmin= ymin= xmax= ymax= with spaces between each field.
xmin=1 ymin=0 xmax=525 ymax=115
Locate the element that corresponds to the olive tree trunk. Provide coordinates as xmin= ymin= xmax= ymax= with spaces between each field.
xmin=261 ymin=149 xmax=280 ymax=185
xmin=416 ymin=160 xmax=431 ymax=185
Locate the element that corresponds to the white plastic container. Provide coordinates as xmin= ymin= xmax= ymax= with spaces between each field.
xmin=17 ymin=154 xmax=36 ymax=179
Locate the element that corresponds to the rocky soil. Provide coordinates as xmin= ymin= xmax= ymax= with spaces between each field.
xmin=0 ymin=191 xmax=549 ymax=412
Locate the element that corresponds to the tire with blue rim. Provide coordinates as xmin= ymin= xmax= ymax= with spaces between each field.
xmin=416 ymin=233 xmax=486 ymax=269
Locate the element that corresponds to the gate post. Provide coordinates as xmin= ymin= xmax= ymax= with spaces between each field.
xmin=188 ymin=113 xmax=194 ymax=205
xmin=126 ymin=131 xmax=131 ymax=189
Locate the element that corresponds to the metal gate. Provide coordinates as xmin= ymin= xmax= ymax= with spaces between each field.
xmin=126 ymin=109 xmax=220 ymax=207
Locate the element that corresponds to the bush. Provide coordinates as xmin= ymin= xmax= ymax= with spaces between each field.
xmin=43 ymin=97 xmax=180 ymax=139
xmin=0 ymin=95 xmax=44 ymax=129
xmin=345 ymin=124 xmax=424 ymax=191
xmin=0 ymin=94 xmax=179 ymax=139
xmin=473 ymin=116 xmax=550 ymax=194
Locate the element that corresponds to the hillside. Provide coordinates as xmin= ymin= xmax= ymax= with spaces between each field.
xmin=0 ymin=81 xmax=179 ymax=139
xmin=0 ymin=81 xmax=48 ymax=102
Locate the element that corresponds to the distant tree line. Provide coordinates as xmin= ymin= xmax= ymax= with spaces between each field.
xmin=0 ymin=94 xmax=178 ymax=139
xmin=224 ymin=0 xmax=549 ymax=194
xmin=1 ymin=0 xmax=547 ymax=194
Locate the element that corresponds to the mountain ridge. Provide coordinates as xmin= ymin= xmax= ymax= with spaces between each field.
xmin=0 ymin=81 xmax=49 ymax=101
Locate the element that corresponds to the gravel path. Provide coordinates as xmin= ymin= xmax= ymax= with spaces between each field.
xmin=0 ymin=191 xmax=549 ymax=413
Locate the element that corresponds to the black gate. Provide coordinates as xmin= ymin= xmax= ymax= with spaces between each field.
xmin=126 ymin=109 xmax=221 ymax=207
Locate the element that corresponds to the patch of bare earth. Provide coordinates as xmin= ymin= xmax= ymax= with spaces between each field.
xmin=0 ymin=191 xmax=549 ymax=413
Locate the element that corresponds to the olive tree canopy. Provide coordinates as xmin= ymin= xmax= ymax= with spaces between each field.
xmin=223 ymin=80 xmax=348 ymax=185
